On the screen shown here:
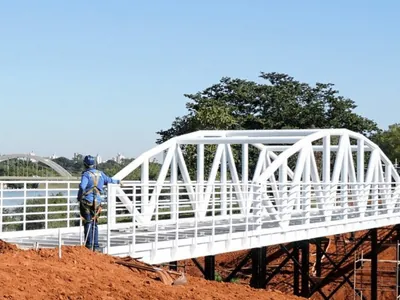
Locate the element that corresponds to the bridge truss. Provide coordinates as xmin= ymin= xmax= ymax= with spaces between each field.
xmin=99 ymin=129 xmax=400 ymax=264
xmin=1 ymin=129 xmax=400 ymax=266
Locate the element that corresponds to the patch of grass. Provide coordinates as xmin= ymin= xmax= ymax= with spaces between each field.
xmin=230 ymin=277 xmax=240 ymax=283
xmin=215 ymin=272 xmax=223 ymax=282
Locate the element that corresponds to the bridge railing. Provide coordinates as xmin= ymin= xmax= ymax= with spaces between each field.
xmin=110 ymin=181 xmax=251 ymax=225
xmin=0 ymin=180 xmax=108 ymax=235
xmin=0 ymin=179 xmax=165 ymax=236
xmin=2 ymin=178 xmax=400 ymax=263
xmin=105 ymin=181 xmax=400 ymax=262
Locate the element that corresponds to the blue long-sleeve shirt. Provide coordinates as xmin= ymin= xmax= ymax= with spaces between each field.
xmin=77 ymin=168 xmax=120 ymax=203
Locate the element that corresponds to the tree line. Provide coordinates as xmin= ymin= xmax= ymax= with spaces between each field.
xmin=52 ymin=156 xmax=161 ymax=180
xmin=0 ymin=156 xmax=161 ymax=181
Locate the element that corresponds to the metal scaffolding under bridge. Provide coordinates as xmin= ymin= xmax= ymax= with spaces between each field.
xmin=1 ymin=129 xmax=400 ymax=299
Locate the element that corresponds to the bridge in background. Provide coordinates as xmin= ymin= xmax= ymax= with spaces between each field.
xmin=1 ymin=129 xmax=400 ymax=299
xmin=0 ymin=153 xmax=73 ymax=179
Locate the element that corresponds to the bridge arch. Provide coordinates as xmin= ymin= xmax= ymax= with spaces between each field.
xmin=0 ymin=154 xmax=72 ymax=177
xmin=116 ymin=128 xmax=400 ymax=183
xmin=112 ymin=129 xmax=400 ymax=226
xmin=254 ymin=128 xmax=400 ymax=184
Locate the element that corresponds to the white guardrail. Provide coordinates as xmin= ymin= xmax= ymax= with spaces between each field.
xmin=2 ymin=180 xmax=400 ymax=264
xmin=0 ymin=180 xmax=84 ymax=234
xmin=104 ymin=180 xmax=400 ymax=263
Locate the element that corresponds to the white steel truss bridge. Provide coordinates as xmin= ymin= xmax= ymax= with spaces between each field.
xmin=1 ymin=129 xmax=400 ymax=265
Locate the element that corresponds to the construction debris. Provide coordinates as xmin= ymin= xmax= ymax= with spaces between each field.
xmin=115 ymin=258 xmax=187 ymax=286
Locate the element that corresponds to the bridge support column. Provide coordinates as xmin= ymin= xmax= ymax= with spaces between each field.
xmin=169 ymin=261 xmax=178 ymax=271
xmin=204 ymin=255 xmax=215 ymax=281
xmin=315 ymin=238 xmax=322 ymax=277
xmin=250 ymin=246 xmax=267 ymax=289
xmin=396 ymin=224 xmax=400 ymax=241
xmin=371 ymin=228 xmax=378 ymax=300
xmin=300 ymin=240 xmax=310 ymax=298
xmin=293 ymin=243 xmax=300 ymax=296
xmin=397 ymin=225 xmax=400 ymax=299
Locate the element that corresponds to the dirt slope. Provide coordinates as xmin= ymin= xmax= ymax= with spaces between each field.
xmin=0 ymin=241 xmax=304 ymax=300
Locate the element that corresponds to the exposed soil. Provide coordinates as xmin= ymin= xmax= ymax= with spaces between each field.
xmin=2 ymin=227 xmax=397 ymax=299
xmin=0 ymin=240 xmax=305 ymax=300
xmin=0 ymin=240 xmax=18 ymax=253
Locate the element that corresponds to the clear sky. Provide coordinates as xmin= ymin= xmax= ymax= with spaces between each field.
xmin=0 ymin=1 xmax=399 ymax=160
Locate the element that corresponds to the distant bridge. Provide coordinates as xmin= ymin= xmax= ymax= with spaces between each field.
xmin=0 ymin=153 xmax=72 ymax=177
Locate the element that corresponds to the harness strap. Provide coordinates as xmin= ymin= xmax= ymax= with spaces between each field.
xmin=80 ymin=204 xmax=102 ymax=223
xmin=83 ymin=170 xmax=101 ymax=197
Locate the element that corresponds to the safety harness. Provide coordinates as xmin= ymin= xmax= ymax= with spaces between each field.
xmin=80 ymin=170 xmax=102 ymax=224
xmin=82 ymin=170 xmax=102 ymax=199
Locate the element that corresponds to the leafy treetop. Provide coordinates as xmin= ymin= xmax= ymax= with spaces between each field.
xmin=157 ymin=72 xmax=379 ymax=143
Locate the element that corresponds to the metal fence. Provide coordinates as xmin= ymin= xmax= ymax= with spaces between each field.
xmin=0 ymin=180 xmax=112 ymax=237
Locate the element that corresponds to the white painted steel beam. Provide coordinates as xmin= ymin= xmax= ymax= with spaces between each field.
xmin=178 ymin=136 xmax=307 ymax=144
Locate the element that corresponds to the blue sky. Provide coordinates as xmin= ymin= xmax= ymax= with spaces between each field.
xmin=0 ymin=1 xmax=399 ymax=160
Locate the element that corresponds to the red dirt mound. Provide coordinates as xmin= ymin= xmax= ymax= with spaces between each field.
xmin=0 ymin=240 xmax=18 ymax=254
xmin=0 ymin=240 xmax=304 ymax=300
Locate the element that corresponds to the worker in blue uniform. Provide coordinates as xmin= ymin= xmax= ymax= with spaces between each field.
xmin=77 ymin=155 xmax=120 ymax=251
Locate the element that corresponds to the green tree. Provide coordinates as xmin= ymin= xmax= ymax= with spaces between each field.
xmin=52 ymin=156 xmax=161 ymax=180
xmin=98 ymin=159 xmax=161 ymax=180
xmin=372 ymin=123 xmax=400 ymax=163
xmin=98 ymin=159 xmax=121 ymax=176
xmin=53 ymin=156 xmax=84 ymax=176
xmin=157 ymin=73 xmax=378 ymax=142
xmin=156 ymin=72 xmax=379 ymax=177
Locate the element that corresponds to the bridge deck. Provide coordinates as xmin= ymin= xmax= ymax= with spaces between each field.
xmin=3 ymin=208 xmax=399 ymax=265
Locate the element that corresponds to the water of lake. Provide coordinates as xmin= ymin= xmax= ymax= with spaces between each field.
xmin=1 ymin=189 xmax=80 ymax=206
